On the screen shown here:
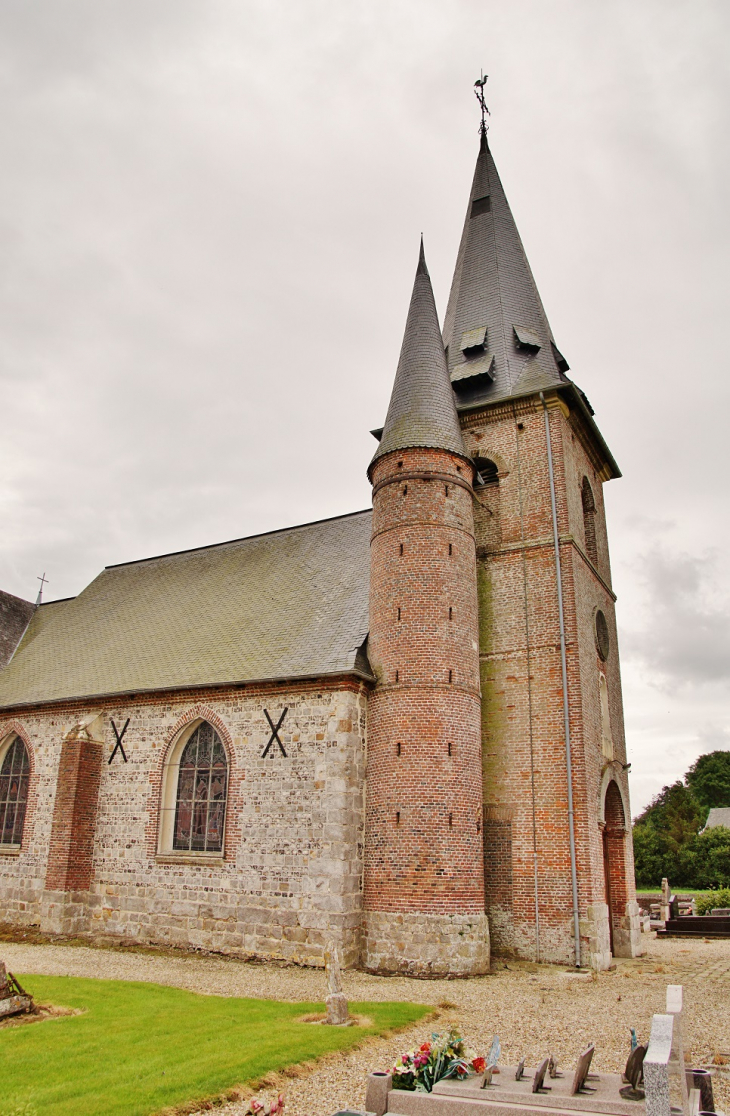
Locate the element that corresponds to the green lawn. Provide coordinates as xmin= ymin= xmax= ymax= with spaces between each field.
xmin=635 ymin=888 xmax=717 ymax=896
xmin=0 ymin=975 xmax=429 ymax=1116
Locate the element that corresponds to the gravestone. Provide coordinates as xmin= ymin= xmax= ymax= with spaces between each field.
xmin=324 ymin=941 xmax=348 ymax=1026
xmin=644 ymin=1013 xmax=673 ymax=1116
xmin=0 ymin=961 xmax=32 ymax=1020
xmin=571 ymin=1044 xmax=596 ymax=1095
xmin=619 ymin=1044 xmax=647 ymax=1100
xmin=660 ymin=878 xmax=671 ymax=924
xmin=532 ymin=1057 xmax=551 ymax=1094
xmin=515 ymin=1058 xmax=526 ymax=1081
xmin=548 ymin=1054 xmax=562 ymax=1079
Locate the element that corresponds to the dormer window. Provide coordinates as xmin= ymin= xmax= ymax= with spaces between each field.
xmin=473 ymin=456 xmax=499 ymax=487
xmin=460 ymin=326 xmax=487 ymax=357
xmin=470 ymin=195 xmax=491 ymax=217
xmin=513 ymin=324 xmax=541 ymax=351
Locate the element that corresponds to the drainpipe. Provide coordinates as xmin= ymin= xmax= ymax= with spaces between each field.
xmin=540 ymin=391 xmax=581 ymax=968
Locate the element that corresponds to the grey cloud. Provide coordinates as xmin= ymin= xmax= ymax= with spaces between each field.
xmin=623 ymin=548 xmax=730 ymax=689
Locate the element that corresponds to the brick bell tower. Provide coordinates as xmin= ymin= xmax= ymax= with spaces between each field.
xmin=439 ymin=127 xmax=642 ymax=969
xmin=363 ymin=241 xmax=490 ymax=976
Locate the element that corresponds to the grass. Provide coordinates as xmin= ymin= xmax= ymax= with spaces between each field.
xmin=0 ymin=975 xmax=430 ymax=1116
xmin=635 ymin=887 xmax=718 ymax=896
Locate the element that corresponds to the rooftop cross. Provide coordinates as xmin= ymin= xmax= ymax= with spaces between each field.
xmin=35 ymin=572 xmax=48 ymax=605
xmin=474 ymin=72 xmax=490 ymax=138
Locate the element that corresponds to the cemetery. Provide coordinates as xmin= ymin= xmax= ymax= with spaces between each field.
xmin=0 ymin=932 xmax=728 ymax=1116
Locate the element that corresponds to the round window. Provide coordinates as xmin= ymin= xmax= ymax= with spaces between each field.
xmin=595 ymin=610 xmax=609 ymax=661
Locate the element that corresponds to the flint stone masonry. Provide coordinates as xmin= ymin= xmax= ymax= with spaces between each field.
xmin=0 ymin=680 xmax=367 ymax=967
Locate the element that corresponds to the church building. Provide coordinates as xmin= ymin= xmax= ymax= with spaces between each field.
xmin=0 ymin=123 xmax=642 ymax=974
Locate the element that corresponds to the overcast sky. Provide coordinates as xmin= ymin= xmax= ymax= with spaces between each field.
xmin=1 ymin=0 xmax=728 ymax=815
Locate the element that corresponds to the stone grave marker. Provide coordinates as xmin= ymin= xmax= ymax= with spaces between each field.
xmin=532 ymin=1056 xmax=551 ymax=1094
xmin=619 ymin=1044 xmax=647 ymax=1100
xmin=571 ymin=1044 xmax=597 ymax=1095
xmin=515 ymin=1058 xmax=525 ymax=1081
xmin=324 ymin=941 xmax=348 ymax=1026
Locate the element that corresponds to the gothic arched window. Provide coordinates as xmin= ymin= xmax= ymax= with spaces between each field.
xmin=173 ymin=722 xmax=228 ymax=853
xmin=581 ymin=477 xmax=598 ymax=566
xmin=0 ymin=736 xmax=30 ymax=847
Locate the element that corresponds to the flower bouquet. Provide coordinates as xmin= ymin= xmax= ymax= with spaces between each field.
xmin=391 ymin=1027 xmax=485 ymax=1093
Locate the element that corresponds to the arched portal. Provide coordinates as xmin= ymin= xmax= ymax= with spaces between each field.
xmin=602 ymin=780 xmax=628 ymax=954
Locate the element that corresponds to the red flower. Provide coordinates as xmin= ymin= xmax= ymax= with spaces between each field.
xmin=472 ymin=1057 xmax=486 ymax=1074
xmin=420 ymin=1043 xmax=431 ymax=1052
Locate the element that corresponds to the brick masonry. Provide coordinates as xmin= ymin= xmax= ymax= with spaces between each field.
xmin=462 ymin=389 xmax=641 ymax=968
xmin=364 ymin=446 xmax=489 ymax=974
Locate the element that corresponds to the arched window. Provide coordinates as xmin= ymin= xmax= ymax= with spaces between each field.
xmin=173 ymin=722 xmax=228 ymax=853
xmin=581 ymin=477 xmax=598 ymax=565
xmin=0 ymin=735 xmax=30 ymax=847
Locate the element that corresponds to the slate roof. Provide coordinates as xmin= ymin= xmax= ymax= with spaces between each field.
xmin=0 ymin=511 xmax=373 ymax=710
xmin=442 ymin=133 xmax=569 ymax=408
xmin=370 ymin=240 xmax=467 ymax=473
xmin=704 ymin=808 xmax=730 ymax=831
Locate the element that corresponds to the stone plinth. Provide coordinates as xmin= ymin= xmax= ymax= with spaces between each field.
xmin=362 ymin=910 xmax=490 ymax=976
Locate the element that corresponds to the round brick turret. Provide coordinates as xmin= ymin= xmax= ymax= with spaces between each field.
xmin=363 ymin=445 xmax=489 ymax=975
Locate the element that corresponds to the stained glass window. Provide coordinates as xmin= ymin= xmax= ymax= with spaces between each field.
xmin=173 ymin=722 xmax=227 ymax=853
xmin=0 ymin=736 xmax=30 ymax=847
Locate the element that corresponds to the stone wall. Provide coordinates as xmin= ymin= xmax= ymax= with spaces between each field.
xmin=0 ymin=678 xmax=367 ymax=967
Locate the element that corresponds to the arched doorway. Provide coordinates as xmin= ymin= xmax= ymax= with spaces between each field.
xmin=602 ymin=780 xmax=628 ymax=955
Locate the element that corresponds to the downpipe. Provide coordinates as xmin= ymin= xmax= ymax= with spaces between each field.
xmin=540 ymin=391 xmax=582 ymax=968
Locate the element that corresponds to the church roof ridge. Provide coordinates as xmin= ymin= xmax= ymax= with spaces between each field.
xmin=104 ymin=508 xmax=373 ymax=570
xmin=370 ymin=240 xmax=467 ymax=473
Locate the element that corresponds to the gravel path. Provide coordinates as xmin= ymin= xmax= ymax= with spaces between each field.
xmin=4 ymin=935 xmax=729 ymax=1116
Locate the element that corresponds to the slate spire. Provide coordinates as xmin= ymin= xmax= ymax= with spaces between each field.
xmin=370 ymin=239 xmax=467 ymax=474
xmin=443 ymin=135 xmax=569 ymax=404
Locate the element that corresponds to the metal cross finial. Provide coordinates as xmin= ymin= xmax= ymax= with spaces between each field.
xmin=35 ymin=572 xmax=48 ymax=605
xmin=474 ymin=71 xmax=490 ymax=137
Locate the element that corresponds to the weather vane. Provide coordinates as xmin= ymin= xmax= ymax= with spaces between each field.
xmin=474 ymin=71 xmax=490 ymax=138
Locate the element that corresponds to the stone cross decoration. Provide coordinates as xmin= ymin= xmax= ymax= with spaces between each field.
xmin=324 ymin=941 xmax=348 ymax=1025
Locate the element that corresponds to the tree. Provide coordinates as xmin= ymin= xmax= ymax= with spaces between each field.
xmin=678 ymin=826 xmax=730 ymax=889
xmin=686 ymin=750 xmax=730 ymax=813
xmin=632 ymin=781 xmax=704 ymax=887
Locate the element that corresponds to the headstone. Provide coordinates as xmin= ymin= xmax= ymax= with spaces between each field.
xmin=548 ymin=1054 xmax=562 ymax=1079
xmin=571 ymin=1045 xmax=596 ymax=1095
xmin=486 ymin=1035 xmax=501 ymax=1069
xmin=666 ymin=985 xmax=689 ymax=1114
xmin=620 ymin=1044 xmax=648 ymax=1099
xmin=644 ymin=1013 xmax=674 ymax=1116
xmin=324 ymin=941 xmax=348 ymax=1025
xmin=532 ymin=1057 xmax=551 ymax=1094
xmin=670 ymin=895 xmax=680 ymax=919
xmin=515 ymin=1059 xmax=525 ymax=1081
xmin=660 ymin=878 xmax=671 ymax=924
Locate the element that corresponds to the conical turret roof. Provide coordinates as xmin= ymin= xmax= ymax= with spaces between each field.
xmin=370 ymin=241 xmax=467 ymax=474
xmin=443 ymin=133 xmax=569 ymax=405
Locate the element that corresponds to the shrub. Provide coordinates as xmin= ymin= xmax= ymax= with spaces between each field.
xmin=694 ymin=887 xmax=730 ymax=915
